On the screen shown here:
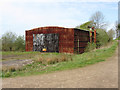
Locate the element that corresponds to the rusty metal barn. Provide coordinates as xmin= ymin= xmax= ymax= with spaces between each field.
xmin=25 ymin=26 xmax=94 ymax=53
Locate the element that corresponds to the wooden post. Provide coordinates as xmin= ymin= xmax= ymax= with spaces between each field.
xmin=94 ymin=29 xmax=96 ymax=43
xmin=78 ymin=39 xmax=79 ymax=53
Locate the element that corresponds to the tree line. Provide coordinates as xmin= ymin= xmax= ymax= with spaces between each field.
xmin=0 ymin=32 xmax=25 ymax=51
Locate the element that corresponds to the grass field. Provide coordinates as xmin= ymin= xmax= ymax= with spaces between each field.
xmin=1 ymin=40 xmax=118 ymax=78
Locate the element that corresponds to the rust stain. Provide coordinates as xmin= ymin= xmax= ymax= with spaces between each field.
xmin=25 ymin=26 xmax=94 ymax=53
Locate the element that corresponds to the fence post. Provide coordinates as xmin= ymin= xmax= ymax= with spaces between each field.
xmin=78 ymin=39 xmax=79 ymax=53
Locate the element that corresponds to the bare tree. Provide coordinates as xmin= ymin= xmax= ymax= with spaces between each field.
xmin=90 ymin=11 xmax=107 ymax=29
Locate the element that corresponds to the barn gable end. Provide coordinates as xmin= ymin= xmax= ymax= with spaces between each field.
xmin=25 ymin=26 xmax=94 ymax=53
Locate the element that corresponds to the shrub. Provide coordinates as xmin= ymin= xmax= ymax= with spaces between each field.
xmin=85 ymin=42 xmax=96 ymax=52
xmin=96 ymin=29 xmax=109 ymax=48
xmin=4 ymin=71 xmax=11 ymax=77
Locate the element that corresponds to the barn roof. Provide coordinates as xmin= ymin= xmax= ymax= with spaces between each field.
xmin=26 ymin=26 xmax=93 ymax=32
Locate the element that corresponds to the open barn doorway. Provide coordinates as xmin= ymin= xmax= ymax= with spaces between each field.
xmin=33 ymin=33 xmax=59 ymax=52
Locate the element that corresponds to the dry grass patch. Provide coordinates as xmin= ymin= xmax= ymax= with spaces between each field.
xmin=34 ymin=54 xmax=73 ymax=65
xmin=2 ymin=66 xmax=22 ymax=72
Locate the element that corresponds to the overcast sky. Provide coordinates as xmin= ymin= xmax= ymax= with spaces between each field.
xmin=0 ymin=0 xmax=118 ymax=37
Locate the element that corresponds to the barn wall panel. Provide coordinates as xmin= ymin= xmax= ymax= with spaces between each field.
xmin=26 ymin=27 xmax=74 ymax=53
xmin=74 ymin=29 xmax=94 ymax=54
xmin=26 ymin=27 xmax=92 ymax=54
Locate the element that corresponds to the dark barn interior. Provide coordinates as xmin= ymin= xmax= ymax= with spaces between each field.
xmin=33 ymin=33 xmax=59 ymax=52
xmin=25 ymin=26 xmax=94 ymax=54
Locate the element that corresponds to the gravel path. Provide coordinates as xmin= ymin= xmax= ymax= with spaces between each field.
xmin=2 ymin=49 xmax=118 ymax=88
xmin=0 ymin=59 xmax=33 ymax=67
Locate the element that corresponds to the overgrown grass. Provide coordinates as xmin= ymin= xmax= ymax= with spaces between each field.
xmin=1 ymin=51 xmax=60 ymax=61
xmin=2 ymin=51 xmax=61 ymax=55
xmin=34 ymin=54 xmax=73 ymax=65
xmin=1 ymin=41 xmax=118 ymax=78
xmin=115 ymin=37 xmax=120 ymax=40
xmin=85 ymin=42 xmax=96 ymax=52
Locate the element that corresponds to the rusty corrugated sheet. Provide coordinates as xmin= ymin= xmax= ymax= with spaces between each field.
xmin=25 ymin=26 xmax=92 ymax=54
xmin=74 ymin=29 xmax=94 ymax=54
xmin=26 ymin=26 xmax=74 ymax=53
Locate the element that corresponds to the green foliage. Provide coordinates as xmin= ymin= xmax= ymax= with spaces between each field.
xmin=96 ymin=29 xmax=109 ymax=48
xmin=118 ymin=36 xmax=120 ymax=40
xmin=115 ymin=36 xmax=120 ymax=40
xmin=1 ymin=32 xmax=25 ymax=51
xmin=76 ymin=11 xmax=110 ymax=48
xmin=76 ymin=20 xmax=110 ymax=48
xmin=2 ymin=32 xmax=17 ymax=51
xmin=76 ymin=21 xmax=93 ymax=30
xmin=14 ymin=35 xmax=25 ymax=51
xmin=85 ymin=42 xmax=96 ymax=52
xmin=4 ymin=72 xmax=11 ymax=77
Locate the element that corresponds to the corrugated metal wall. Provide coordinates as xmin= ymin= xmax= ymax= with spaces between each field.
xmin=26 ymin=26 xmax=93 ymax=54
xmin=26 ymin=26 xmax=74 ymax=53
xmin=74 ymin=29 xmax=94 ymax=54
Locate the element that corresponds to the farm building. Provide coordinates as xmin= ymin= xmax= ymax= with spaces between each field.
xmin=25 ymin=26 xmax=94 ymax=54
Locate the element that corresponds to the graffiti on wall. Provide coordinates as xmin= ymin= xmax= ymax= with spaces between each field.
xmin=33 ymin=33 xmax=59 ymax=52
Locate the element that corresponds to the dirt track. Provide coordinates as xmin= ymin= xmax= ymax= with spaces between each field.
xmin=2 ymin=49 xmax=118 ymax=88
xmin=1 ymin=59 xmax=33 ymax=67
